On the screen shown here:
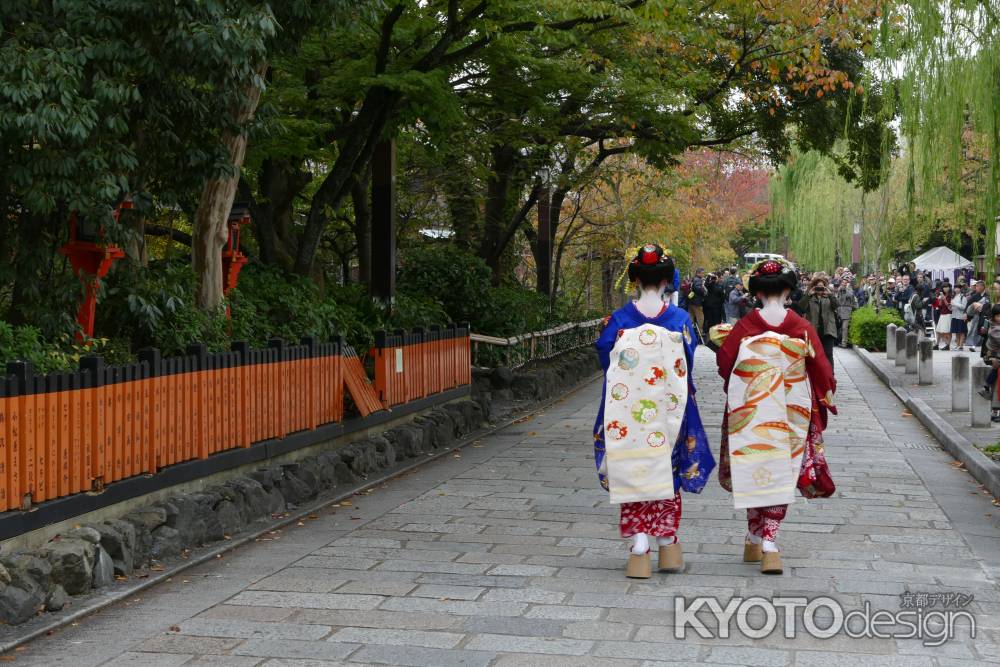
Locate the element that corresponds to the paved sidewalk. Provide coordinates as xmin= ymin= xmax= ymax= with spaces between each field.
xmin=860 ymin=342 xmax=999 ymax=448
xmin=10 ymin=349 xmax=1000 ymax=666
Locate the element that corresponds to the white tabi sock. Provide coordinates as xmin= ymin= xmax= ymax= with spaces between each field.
xmin=631 ymin=533 xmax=650 ymax=555
xmin=746 ymin=532 xmax=762 ymax=545
xmin=656 ymin=536 xmax=677 ymax=547
xmin=762 ymin=539 xmax=779 ymax=553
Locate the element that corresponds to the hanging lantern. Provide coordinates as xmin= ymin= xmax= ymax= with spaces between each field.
xmin=58 ymin=206 xmax=127 ymax=341
xmin=222 ymin=203 xmax=251 ymax=304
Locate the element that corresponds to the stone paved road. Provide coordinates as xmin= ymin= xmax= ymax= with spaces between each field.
xmin=11 ymin=349 xmax=1000 ymax=666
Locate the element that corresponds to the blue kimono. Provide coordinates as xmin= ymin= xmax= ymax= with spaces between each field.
xmin=593 ymin=301 xmax=715 ymax=494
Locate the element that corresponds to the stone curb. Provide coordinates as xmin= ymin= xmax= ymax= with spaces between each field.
xmin=855 ymin=347 xmax=1000 ymax=499
xmin=0 ymin=366 xmax=602 ymax=653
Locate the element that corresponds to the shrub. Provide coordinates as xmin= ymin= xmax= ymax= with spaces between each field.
xmin=0 ymin=323 xmax=123 ymax=373
xmin=848 ymin=305 xmax=904 ymax=351
xmin=398 ymin=246 xmax=574 ymax=336
xmin=475 ymin=286 xmax=552 ymax=336
xmin=98 ymin=263 xmax=230 ymax=356
xmin=398 ymin=245 xmax=492 ymax=326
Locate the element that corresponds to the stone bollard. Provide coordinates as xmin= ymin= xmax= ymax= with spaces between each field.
xmin=971 ymin=363 xmax=992 ymax=427
xmin=905 ymin=333 xmax=918 ymax=374
xmin=952 ymin=355 xmax=970 ymax=412
xmin=886 ymin=323 xmax=898 ymax=360
xmin=895 ymin=329 xmax=907 ymax=368
xmin=918 ymin=339 xmax=934 ymax=386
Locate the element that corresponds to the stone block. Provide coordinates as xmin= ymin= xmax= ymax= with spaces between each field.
xmin=1 ymin=552 xmax=52 ymax=591
xmin=150 ymin=525 xmax=183 ymax=560
xmin=161 ymin=495 xmax=207 ymax=546
xmin=315 ymin=452 xmax=341 ymax=488
xmin=126 ymin=506 xmax=168 ymax=532
xmin=215 ymin=500 xmax=244 ymax=537
xmin=370 ymin=435 xmax=396 ymax=468
xmin=92 ymin=546 xmax=115 ymax=588
xmin=0 ymin=582 xmax=44 ymax=624
xmin=41 ymin=538 xmax=95 ymax=595
xmin=45 ymin=584 xmax=69 ymax=612
xmin=275 ymin=467 xmax=315 ymax=505
xmin=334 ymin=460 xmax=358 ymax=484
xmin=63 ymin=526 xmax=102 ymax=544
xmin=491 ymin=367 xmax=514 ymax=389
xmin=225 ymin=477 xmax=271 ymax=524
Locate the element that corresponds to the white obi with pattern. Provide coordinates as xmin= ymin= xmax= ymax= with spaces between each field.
xmin=602 ymin=324 xmax=687 ymax=504
xmin=726 ymin=333 xmax=811 ymax=509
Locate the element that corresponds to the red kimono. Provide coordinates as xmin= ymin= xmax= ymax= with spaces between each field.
xmin=715 ymin=310 xmax=837 ymax=540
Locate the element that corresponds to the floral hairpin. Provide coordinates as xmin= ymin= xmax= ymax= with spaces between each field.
xmin=749 ymin=256 xmax=792 ymax=277
xmin=614 ymin=244 xmax=674 ymax=291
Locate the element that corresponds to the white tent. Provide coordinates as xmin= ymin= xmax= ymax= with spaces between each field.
xmin=911 ymin=246 xmax=973 ymax=281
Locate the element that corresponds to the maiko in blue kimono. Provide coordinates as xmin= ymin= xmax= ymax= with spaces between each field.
xmin=592 ymin=245 xmax=715 ymax=577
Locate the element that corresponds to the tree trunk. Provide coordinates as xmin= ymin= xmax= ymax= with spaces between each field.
xmin=193 ymin=65 xmax=267 ymax=311
xmin=549 ymin=193 xmax=582 ymax=313
xmin=536 ymin=184 xmax=551 ymax=295
xmin=351 ymin=162 xmax=373 ymax=287
xmin=601 ymin=256 xmax=615 ymax=312
xmin=294 ymin=87 xmax=399 ymax=277
xmin=249 ymin=159 xmax=310 ymax=271
xmin=478 ymin=144 xmax=518 ymax=284
xmin=445 ymin=171 xmax=480 ymax=250
xmin=123 ymin=211 xmax=148 ymax=268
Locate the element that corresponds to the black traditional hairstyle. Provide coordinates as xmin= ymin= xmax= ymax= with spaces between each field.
xmin=627 ymin=244 xmax=675 ymax=288
xmin=748 ymin=257 xmax=797 ymax=297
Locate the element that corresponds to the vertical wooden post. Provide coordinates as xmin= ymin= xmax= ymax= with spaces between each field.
xmin=371 ymin=139 xmax=397 ymax=304
xmin=537 ymin=178 xmax=552 ymax=296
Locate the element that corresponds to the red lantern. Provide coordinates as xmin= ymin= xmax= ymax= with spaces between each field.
xmin=221 ymin=204 xmax=251 ymax=315
xmin=58 ymin=203 xmax=128 ymax=342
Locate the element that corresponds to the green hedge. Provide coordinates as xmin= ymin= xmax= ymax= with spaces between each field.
xmin=848 ymin=305 xmax=904 ymax=351
xmin=5 ymin=246 xmax=596 ymax=371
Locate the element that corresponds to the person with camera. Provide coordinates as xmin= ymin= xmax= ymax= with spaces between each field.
xmin=966 ymin=280 xmax=990 ymax=351
xmin=703 ymin=272 xmax=726 ymax=333
xmin=950 ymin=278 xmax=970 ymax=350
xmin=798 ymin=274 xmax=840 ymax=375
xmin=932 ymin=283 xmax=955 ymax=350
xmin=834 ymin=278 xmax=858 ymax=347
xmin=687 ymin=268 xmax=708 ymax=335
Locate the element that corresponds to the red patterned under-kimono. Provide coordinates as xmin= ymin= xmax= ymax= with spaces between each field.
xmin=714 ymin=309 xmax=837 ymax=541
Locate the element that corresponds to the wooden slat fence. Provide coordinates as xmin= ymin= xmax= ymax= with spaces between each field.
xmin=0 ymin=330 xmax=471 ymax=513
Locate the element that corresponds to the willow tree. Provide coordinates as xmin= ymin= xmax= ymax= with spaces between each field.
xmin=883 ymin=0 xmax=1000 ymax=271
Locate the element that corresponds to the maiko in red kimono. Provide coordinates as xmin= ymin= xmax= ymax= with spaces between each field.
xmin=715 ymin=309 xmax=837 ymax=540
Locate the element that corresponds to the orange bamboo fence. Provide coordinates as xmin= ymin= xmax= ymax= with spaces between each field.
xmin=0 ymin=329 xmax=471 ymax=513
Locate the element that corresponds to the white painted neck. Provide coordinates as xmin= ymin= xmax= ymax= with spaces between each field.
xmin=759 ymin=294 xmax=787 ymax=327
xmin=635 ymin=286 xmax=666 ymax=318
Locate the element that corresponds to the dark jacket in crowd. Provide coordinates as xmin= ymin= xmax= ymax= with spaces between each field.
xmin=893 ymin=284 xmax=915 ymax=314
xmin=689 ymin=276 xmax=707 ymax=306
xmin=799 ymin=291 xmax=839 ymax=339
xmin=855 ymin=287 xmax=868 ymax=308
xmin=788 ymin=287 xmax=805 ymax=315
xmin=704 ymin=281 xmax=726 ymax=312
